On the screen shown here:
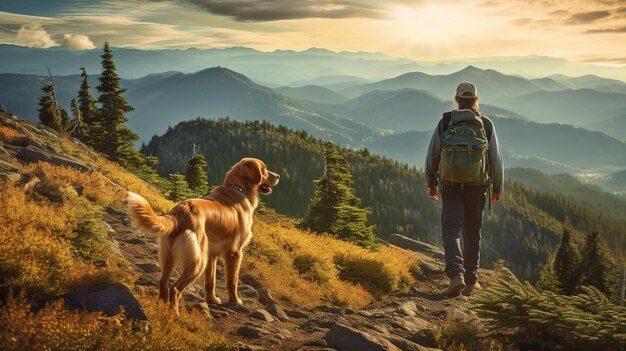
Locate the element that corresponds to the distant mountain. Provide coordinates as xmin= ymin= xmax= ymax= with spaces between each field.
xmin=586 ymin=107 xmax=626 ymax=141
xmin=124 ymin=67 xmax=375 ymax=144
xmin=549 ymin=74 xmax=626 ymax=93
xmin=500 ymin=89 xmax=626 ymax=126
xmin=274 ymin=85 xmax=347 ymax=104
xmin=340 ymin=65 xmax=566 ymax=101
xmin=0 ymin=44 xmax=420 ymax=85
xmin=287 ymin=74 xmax=370 ymax=91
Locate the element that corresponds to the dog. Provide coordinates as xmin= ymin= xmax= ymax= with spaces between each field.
xmin=126 ymin=158 xmax=279 ymax=313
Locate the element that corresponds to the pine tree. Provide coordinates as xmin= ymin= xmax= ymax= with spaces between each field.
xmin=69 ymin=98 xmax=88 ymax=140
xmin=37 ymin=72 xmax=63 ymax=131
xmin=96 ymin=41 xmax=138 ymax=162
xmin=186 ymin=152 xmax=209 ymax=196
xmin=77 ymin=67 xmax=99 ymax=145
xmin=553 ymin=221 xmax=581 ymax=294
xmin=60 ymin=108 xmax=71 ymax=132
xmin=579 ymin=231 xmax=612 ymax=295
xmin=301 ymin=142 xmax=377 ymax=248
xmin=169 ymin=173 xmax=192 ymax=202
xmin=536 ymin=254 xmax=560 ymax=292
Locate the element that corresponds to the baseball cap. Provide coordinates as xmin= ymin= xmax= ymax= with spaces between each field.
xmin=456 ymin=82 xmax=477 ymax=98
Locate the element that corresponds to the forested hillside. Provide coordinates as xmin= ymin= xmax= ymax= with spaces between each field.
xmin=142 ymin=118 xmax=626 ymax=281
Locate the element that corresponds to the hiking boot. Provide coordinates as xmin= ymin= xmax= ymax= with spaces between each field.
xmin=462 ymin=282 xmax=481 ymax=296
xmin=443 ymin=275 xmax=466 ymax=297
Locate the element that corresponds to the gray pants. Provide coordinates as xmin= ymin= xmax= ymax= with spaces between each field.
xmin=441 ymin=184 xmax=487 ymax=285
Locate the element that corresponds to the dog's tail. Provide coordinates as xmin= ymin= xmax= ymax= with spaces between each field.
xmin=126 ymin=192 xmax=177 ymax=237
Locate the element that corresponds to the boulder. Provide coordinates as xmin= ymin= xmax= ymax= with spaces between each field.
xmin=258 ymin=287 xmax=277 ymax=305
xmin=387 ymin=234 xmax=445 ymax=260
xmin=249 ymin=309 xmax=275 ymax=322
xmin=397 ymin=301 xmax=418 ymax=316
xmin=237 ymin=325 xmax=271 ymax=339
xmin=267 ymin=303 xmax=290 ymax=321
xmin=16 ymin=145 xmax=92 ymax=173
xmin=239 ymin=284 xmax=260 ymax=300
xmin=64 ymin=283 xmax=147 ymax=320
xmin=324 ymin=323 xmax=401 ymax=351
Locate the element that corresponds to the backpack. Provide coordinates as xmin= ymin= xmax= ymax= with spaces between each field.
xmin=439 ymin=109 xmax=490 ymax=185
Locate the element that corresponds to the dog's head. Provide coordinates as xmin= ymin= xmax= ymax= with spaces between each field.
xmin=224 ymin=158 xmax=279 ymax=196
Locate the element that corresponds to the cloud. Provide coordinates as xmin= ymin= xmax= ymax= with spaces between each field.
xmin=511 ymin=17 xmax=532 ymax=26
xmin=180 ymin=0 xmax=390 ymax=21
xmin=566 ymin=10 xmax=611 ymax=24
xmin=15 ymin=24 xmax=57 ymax=47
xmin=586 ymin=25 xmax=626 ymax=33
xmin=63 ymin=33 xmax=96 ymax=50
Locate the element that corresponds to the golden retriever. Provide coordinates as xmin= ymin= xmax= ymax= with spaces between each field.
xmin=126 ymin=158 xmax=279 ymax=313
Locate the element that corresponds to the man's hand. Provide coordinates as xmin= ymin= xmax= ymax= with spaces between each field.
xmin=492 ymin=192 xmax=502 ymax=203
xmin=427 ymin=186 xmax=438 ymax=201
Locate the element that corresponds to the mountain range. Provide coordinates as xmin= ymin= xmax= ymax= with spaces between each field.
xmin=3 ymin=64 xmax=626 ymax=177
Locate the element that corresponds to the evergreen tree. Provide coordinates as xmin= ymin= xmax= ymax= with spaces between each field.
xmin=536 ymin=254 xmax=560 ymax=292
xmin=96 ymin=41 xmax=138 ymax=162
xmin=579 ymin=231 xmax=612 ymax=295
xmin=169 ymin=173 xmax=192 ymax=202
xmin=60 ymin=108 xmax=71 ymax=132
xmin=553 ymin=221 xmax=581 ymax=294
xmin=186 ymin=152 xmax=209 ymax=196
xmin=77 ymin=67 xmax=99 ymax=145
xmin=301 ymin=142 xmax=377 ymax=248
xmin=69 ymin=98 xmax=88 ymax=140
xmin=37 ymin=74 xmax=63 ymax=131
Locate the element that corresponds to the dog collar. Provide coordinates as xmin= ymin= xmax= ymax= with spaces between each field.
xmin=226 ymin=184 xmax=248 ymax=197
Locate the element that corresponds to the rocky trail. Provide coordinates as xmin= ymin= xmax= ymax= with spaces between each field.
xmin=105 ymin=206 xmax=497 ymax=351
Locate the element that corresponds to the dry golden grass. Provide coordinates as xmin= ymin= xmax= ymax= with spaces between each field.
xmin=244 ymin=214 xmax=422 ymax=309
xmin=0 ymin=126 xmax=29 ymax=145
xmin=0 ymin=292 xmax=233 ymax=351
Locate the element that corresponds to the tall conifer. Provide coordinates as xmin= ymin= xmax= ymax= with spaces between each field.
xmin=186 ymin=153 xmax=209 ymax=196
xmin=301 ymin=142 xmax=377 ymax=248
xmin=77 ymin=67 xmax=99 ymax=145
xmin=69 ymin=98 xmax=88 ymax=140
xmin=96 ymin=41 xmax=138 ymax=162
xmin=553 ymin=221 xmax=581 ymax=294
xmin=37 ymin=73 xmax=63 ymax=131
xmin=579 ymin=231 xmax=612 ymax=295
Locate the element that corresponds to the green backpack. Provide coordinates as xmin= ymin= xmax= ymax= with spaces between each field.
xmin=439 ymin=109 xmax=489 ymax=185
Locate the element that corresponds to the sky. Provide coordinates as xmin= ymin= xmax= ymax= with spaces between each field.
xmin=1 ymin=0 xmax=626 ymax=65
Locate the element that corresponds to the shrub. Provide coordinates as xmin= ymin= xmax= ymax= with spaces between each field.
xmin=293 ymin=254 xmax=330 ymax=284
xmin=438 ymin=318 xmax=503 ymax=351
xmin=333 ymin=253 xmax=397 ymax=296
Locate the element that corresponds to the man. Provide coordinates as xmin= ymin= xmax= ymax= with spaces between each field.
xmin=424 ymin=82 xmax=503 ymax=297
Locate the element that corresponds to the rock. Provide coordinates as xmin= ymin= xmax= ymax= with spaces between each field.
xmin=16 ymin=145 xmax=92 ymax=173
xmin=313 ymin=305 xmax=344 ymax=315
xmin=344 ymin=308 xmax=356 ymax=315
xmin=408 ymin=328 xmax=439 ymax=349
xmin=324 ymin=323 xmax=402 ymax=351
xmin=419 ymin=259 xmax=446 ymax=275
xmin=266 ymin=303 xmax=289 ymax=321
xmin=286 ymin=309 xmax=310 ymax=319
xmin=388 ymin=335 xmax=438 ymax=351
xmin=239 ymin=284 xmax=259 ymax=300
xmin=249 ymin=309 xmax=275 ymax=322
xmin=398 ymin=301 xmax=418 ymax=316
xmin=387 ymin=234 xmax=445 ymax=260
xmin=299 ymin=320 xmax=328 ymax=333
xmin=194 ymin=302 xmax=212 ymax=319
xmin=236 ymin=342 xmax=267 ymax=351
xmin=222 ymin=303 xmax=251 ymax=314
xmin=257 ymin=287 xmax=277 ymax=305
xmin=136 ymin=262 xmax=160 ymax=273
xmin=303 ymin=339 xmax=329 ymax=347
xmin=210 ymin=309 xmax=229 ymax=319
xmin=64 ymin=283 xmax=147 ymax=320
xmin=237 ymin=325 xmax=271 ymax=339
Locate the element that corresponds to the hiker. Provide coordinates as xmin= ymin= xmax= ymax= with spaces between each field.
xmin=424 ymin=82 xmax=503 ymax=297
